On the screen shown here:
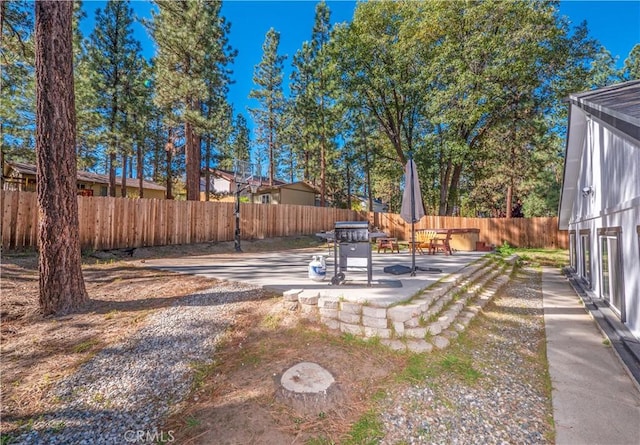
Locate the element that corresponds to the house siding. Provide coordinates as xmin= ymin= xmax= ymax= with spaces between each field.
xmin=213 ymin=176 xmax=232 ymax=194
xmin=280 ymin=187 xmax=315 ymax=206
xmin=567 ymin=105 xmax=640 ymax=338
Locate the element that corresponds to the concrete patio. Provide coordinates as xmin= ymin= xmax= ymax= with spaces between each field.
xmin=141 ymin=247 xmax=488 ymax=307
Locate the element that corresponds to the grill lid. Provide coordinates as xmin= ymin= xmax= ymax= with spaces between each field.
xmin=334 ymin=221 xmax=369 ymax=230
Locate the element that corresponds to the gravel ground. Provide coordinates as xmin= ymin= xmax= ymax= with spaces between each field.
xmin=9 ymin=265 xmax=552 ymax=444
xmin=380 ymin=266 xmax=553 ymax=444
xmin=12 ymin=282 xmax=265 ymax=445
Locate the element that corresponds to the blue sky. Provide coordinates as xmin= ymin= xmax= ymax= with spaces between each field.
xmin=80 ymin=0 xmax=640 ymax=130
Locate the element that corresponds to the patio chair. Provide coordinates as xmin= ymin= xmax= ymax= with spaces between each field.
xmin=376 ymin=237 xmax=400 ymax=253
xmin=429 ymin=230 xmax=452 ymax=255
xmin=416 ymin=230 xmax=436 ymax=254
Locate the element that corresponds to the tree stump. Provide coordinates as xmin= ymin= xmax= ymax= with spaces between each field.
xmin=276 ymin=362 xmax=342 ymax=416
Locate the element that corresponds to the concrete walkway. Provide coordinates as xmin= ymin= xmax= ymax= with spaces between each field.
xmin=542 ymin=267 xmax=640 ymax=445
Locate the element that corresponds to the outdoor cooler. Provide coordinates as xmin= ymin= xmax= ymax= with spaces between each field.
xmin=331 ymin=221 xmax=372 ymax=286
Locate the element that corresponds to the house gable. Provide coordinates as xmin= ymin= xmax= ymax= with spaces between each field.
xmin=559 ymin=80 xmax=640 ymax=230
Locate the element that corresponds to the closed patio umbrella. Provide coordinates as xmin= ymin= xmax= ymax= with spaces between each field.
xmin=400 ymin=154 xmax=425 ymax=276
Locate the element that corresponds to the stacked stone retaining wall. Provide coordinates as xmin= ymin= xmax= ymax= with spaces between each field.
xmin=283 ymin=255 xmax=518 ymax=353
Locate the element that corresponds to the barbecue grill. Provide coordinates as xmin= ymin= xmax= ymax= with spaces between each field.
xmin=331 ymin=221 xmax=372 ymax=286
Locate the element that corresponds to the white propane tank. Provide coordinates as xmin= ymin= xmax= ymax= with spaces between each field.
xmin=308 ymin=255 xmax=326 ymax=281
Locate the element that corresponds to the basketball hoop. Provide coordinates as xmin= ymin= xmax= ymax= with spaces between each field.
xmin=232 ymin=159 xmax=262 ymax=252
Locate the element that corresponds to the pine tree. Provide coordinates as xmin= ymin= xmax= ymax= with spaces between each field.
xmin=230 ymin=113 xmax=251 ymax=163
xmin=127 ymin=56 xmax=154 ymax=197
xmin=150 ymin=0 xmax=235 ymax=200
xmin=217 ymin=112 xmax=251 ymax=171
xmin=35 ymin=0 xmax=87 ymax=314
xmin=73 ymin=1 xmax=100 ymax=171
xmin=203 ymin=98 xmax=232 ymax=199
xmin=1 ymin=0 xmax=35 ymax=162
xmin=289 ymin=41 xmax=317 ymax=182
xmin=249 ymin=27 xmax=286 ymax=186
xmin=308 ymin=1 xmax=338 ymax=206
xmin=87 ymin=0 xmax=143 ymax=196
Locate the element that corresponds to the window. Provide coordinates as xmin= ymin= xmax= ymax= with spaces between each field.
xmin=579 ymin=229 xmax=591 ymax=287
xmin=569 ymin=231 xmax=577 ymax=271
xmin=261 ymin=194 xmax=271 ymax=204
xmin=599 ymin=227 xmax=624 ymax=320
xmin=601 ymin=237 xmax=610 ymax=298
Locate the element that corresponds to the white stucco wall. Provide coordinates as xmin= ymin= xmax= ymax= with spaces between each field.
xmin=568 ymin=106 xmax=640 ymax=338
xmin=213 ymin=177 xmax=232 ymax=193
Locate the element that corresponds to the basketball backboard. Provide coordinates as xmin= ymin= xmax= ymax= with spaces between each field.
xmin=233 ymin=159 xmax=257 ymax=183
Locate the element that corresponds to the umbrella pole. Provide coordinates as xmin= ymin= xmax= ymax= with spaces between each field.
xmin=411 ymin=219 xmax=416 ymax=275
xmin=410 ymin=155 xmax=416 ymax=276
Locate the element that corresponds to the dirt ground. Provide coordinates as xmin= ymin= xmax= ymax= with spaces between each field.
xmin=1 ymin=241 xmax=565 ymax=444
xmin=0 ymin=237 xmax=406 ymax=443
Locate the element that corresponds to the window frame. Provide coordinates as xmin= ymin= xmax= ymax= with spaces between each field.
xmin=579 ymin=229 xmax=591 ymax=288
xmin=569 ymin=230 xmax=577 ymax=271
xmin=598 ymin=226 xmax=625 ymax=321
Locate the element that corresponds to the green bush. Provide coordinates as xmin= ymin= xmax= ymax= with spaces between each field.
xmin=497 ymin=241 xmax=515 ymax=256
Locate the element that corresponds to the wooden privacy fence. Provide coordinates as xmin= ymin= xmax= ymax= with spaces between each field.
xmin=1 ymin=191 xmax=567 ymax=251
xmin=1 ymin=191 xmax=361 ymax=251
xmin=368 ymin=212 xmax=568 ymax=250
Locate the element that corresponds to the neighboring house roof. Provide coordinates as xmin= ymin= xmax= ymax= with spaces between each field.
xmin=204 ymin=168 xmax=310 ymax=192
xmin=256 ymin=181 xmax=320 ymax=194
xmin=203 ymin=168 xmax=288 ymax=188
xmin=357 ymin=195 xmax=389 ymax=211
xmin=5 ymin=161 xmax=166 ymax=191
xmin=204 ymin=168 xmax=235 ymax=183
xmin=558 ymin=80 xmax=640 ymax=229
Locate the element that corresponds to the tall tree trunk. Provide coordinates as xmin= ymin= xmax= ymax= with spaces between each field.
xmin=165 ymin=128 xmax=174 ymax=200
xmin=365 ymin=153 xmax=372 ymax=212
xmin=439 ymin=161 xmax=452 ymax=215
xmin=288 ymin=144 xmax=294 ymax=183
xmin=320 ymin=134 xmax=326 ymax=206
xmin=120 ymin=152 xmax=127 ymax=197
xmin=360 ymin=121 xmax=373 ymax=213
xmin=108 ymin=102 xmax=118 ymax=197
xmin=184 ymin=117 xmax=201 ymax=201
xmin=152 ymin=116 xmax=162 ymax=183
xmin=204 ymin=134 xmax=211 ymax=201
xmin=345 ymin=161 xmax=351 ymax=209
xmin=109 ymin=151 xmax=116 ymax=197
xmin=319 ymin=80 xmax=326 ymax=207
xmin=303 ymin=140 xmax=310 ymax=182
xmin=35 ymin=0 xmax=87 ymax=315
xmin=446 ymin=164 xmax=463 ymax=216
xmin=137 ymin=127 xmax=144 ymax=198
xmin=506 ymin=125 xmax=516 ymax=218
xmin=506 ymin=184 xmax=513 ymax=218
xmin=269 ymin=116 xmax=274 ymax=186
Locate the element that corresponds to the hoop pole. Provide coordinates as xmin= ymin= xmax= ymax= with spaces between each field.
xmin=234 ymin=185 xmax=242 ymax=252
xmin=232 ymin=159 xmax=260 ymax=253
